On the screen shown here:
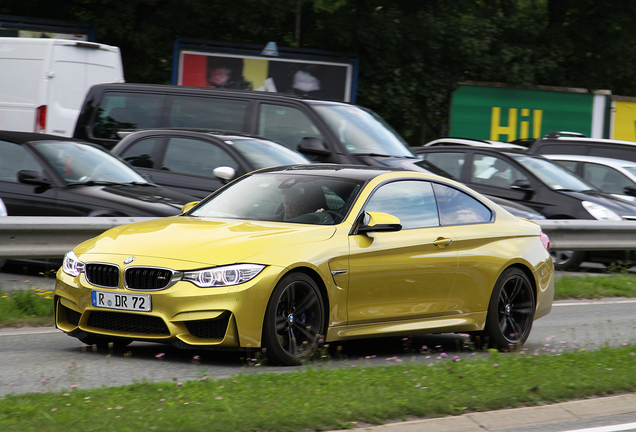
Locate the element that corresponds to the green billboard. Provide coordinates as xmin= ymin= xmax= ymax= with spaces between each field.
xmin=450 ymin=84 xmax=599 ymax=141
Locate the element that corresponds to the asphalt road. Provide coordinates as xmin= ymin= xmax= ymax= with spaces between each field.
xmin=1 ymin=296 xmax=634 ymax=397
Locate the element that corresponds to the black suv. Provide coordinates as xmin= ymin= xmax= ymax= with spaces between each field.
xmin=528 ymin=131 xmax=636 ymax=163
xmin=73 ymin=83 xmax=417 ymax=167
xmin=413 ymin=145 xmax=636 ymax=270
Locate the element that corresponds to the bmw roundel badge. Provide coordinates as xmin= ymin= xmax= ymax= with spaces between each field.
xmin=123 ymin=257 xmax=135 ymax=264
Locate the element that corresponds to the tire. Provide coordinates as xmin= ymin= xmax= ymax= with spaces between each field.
xmin=550 ymin=250 xmax=585 ymax=271
xmin=78 ymin=334 xmax=132 ymax=349
xmin=471 ymin=267 xmax=535 ymax=351
xmin=262 ymin=273 xmax=325 ymax=366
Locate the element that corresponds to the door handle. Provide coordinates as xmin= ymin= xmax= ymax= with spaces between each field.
xmin=433 ymin=237 xmax=452 ymax=248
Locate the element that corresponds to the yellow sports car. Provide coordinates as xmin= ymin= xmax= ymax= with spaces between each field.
xmin=54 ymin=165 xmax=554 ymax=365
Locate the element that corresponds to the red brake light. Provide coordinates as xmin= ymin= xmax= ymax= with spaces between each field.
xmin=36 ymin=105 xmax=47 ymax=132
xmin=540 ymin=232 xmax=550 ymax=252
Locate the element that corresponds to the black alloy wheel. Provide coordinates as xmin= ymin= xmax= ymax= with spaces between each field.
xmin=471 ymin=267 xmax=535 ymax=350
xmin=263 ymin=272 xmax=325 ymax=366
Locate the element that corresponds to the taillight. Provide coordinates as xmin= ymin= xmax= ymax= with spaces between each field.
xmin=35 ymin=105 xmax=47 ymax=133
xmin=540 ymin=231 xmax=550 ymax=252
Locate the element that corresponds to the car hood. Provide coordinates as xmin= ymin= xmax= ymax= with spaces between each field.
xmin=76 ymin=216 xmax=337 ymax=267
xmin=565 ymin=190 xmax=636 ymax=217
xmin=66 ymin=183 xmax=195 ymax=213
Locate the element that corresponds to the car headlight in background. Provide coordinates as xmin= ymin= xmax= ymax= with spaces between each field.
xmin=582 ymin=201 xmax=622 ymax=221
xmin=62 ymin=251 xmax=85 ymax=277
xmin=183 ymin=264 xmax=266 ymax=287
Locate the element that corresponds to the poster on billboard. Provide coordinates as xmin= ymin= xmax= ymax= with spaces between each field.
xmin=174 ymin=40 xmax=357 ymax=103
xmin=449 ymin=83 xmax=611 ymax=142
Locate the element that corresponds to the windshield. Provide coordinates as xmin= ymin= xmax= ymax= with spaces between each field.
xmin=515 ymin=155 xmax=597 ymax=192
xmin=189 ymin=173 xmax=364 ymax=225
xmin=312 ymin=103 xmax=415 ymax=158
xmin=230 ymin=138 xmax=310 ymax=169
xmin=35 ymin=141 xmax=149 ymax=184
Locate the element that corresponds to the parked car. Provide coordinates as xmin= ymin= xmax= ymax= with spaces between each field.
xmin=413 ymin=145 xmax=636 ymax=270
xmin=0 ymin=131 xmax=196 ymax=217
xmin=528 ymin=131 xmax=636 ymax=163
xmin=544 ymin=154 xmax=636 ymax=203
xmin=73 ymin=83 xmax=418 ymax=170
xmin=422 ymin=137 xmax=528 ymax=150
xmin=0 ymin=37 xmax=124 ymax=137
xmin=55 ymin=164 xmax=554 ymax=365
xmin=388 ymin=158 xmax=546 ymax=221
xmin=111 ymin=128 xmax=310 ymax=198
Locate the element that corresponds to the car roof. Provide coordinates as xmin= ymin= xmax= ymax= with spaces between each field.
xmin=535 ymin=131 xmax=636 ymax=147
xmin=254 ymin=164 xmax=408 ymax=182
xmin=544 ymin=154 xmax=636 ymax=168
xmin=88 ymin=82 xmax=354 ymax=106
xmin=414 ymin=145 xmax=532 ymax=157
xmin=0 ymin=130 xmax=88 ymax=144
xmin=422 ymin=137 xmax=527 ymax=150
xmin=117 ymin=128 xmax=276 ymax=142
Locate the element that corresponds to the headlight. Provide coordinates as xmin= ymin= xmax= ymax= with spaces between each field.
xmin=62 ymin=251 xmax=85 ymax=277
xmin=582 ymin=201 xmax=622 ymax=220
xmin=183 ymin=264 xmax=265 ymax=288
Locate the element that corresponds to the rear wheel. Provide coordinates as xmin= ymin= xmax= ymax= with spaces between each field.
xmin=550 ymin=250 xmax=585 ymax=270
xmin=471 ymin=267 xmax=535 ymax=351
xmin=262 ymin=273 xmax=325 ymax=366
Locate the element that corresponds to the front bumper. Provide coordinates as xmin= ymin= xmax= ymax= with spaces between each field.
xmin=54 ymin=264 xmax=283 ymax=349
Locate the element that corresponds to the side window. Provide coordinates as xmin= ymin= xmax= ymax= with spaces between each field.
xmin=118 ymin=138 xmax=162 ymax=169
xmin=433 ymin=183 xmax=492 ymax=225
xmin=554 ymin=160 xmax=577 ymax=173
xmin=257 ymin=104 xmax=324 ymax=153
xmin=471 ymin=153 xmax=527 ymax=188
xmin=0 ymin=141 xmax=41 ymax=182
xmin=365 ymin=180 xmax=439 ymax=230
xmin=582 ymin=163 xmax=635 ymax=194
xmin=167 ymin=97 xmax=249 ymax=131
xmin=420 ymin=152 xmax=465 ymax=180
xmin=162 ymin=138 xmax=239 ymax=176
xmin=92 ymin=93 xmax=164 ymax=139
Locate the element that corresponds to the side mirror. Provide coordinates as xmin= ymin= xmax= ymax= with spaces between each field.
xmin=510 ymin=179 xmax=534 ymax=195
xmin=17 ymin=170 xmax=50 ymax=186
xmin=213 ymin=166 xmax=236 ymax=183
xmin=357 ymin=211 xmax=402 ymax=234
xmin=181 ymin=201 xmax=200 ymax=213
xmin=624 ymin=186 xmax=636 ymax=197
xmin=297 ymin=137 xmax=331 ymax=157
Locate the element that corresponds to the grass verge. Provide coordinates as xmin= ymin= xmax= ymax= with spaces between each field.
xmin=1 ymin=346 xmax=635 ymax=431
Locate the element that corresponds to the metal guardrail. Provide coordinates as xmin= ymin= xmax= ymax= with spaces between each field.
xmin=0 ymin=217 xmax=635 ymax=259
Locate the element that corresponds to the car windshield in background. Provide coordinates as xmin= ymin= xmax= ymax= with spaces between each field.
xmin=229 ymin=138 xmax=309 ymax=169
xmin=312 ymin=104 xmax=415 ymax=158
xmin=190 ymin=173 xmax=364 ymax=225
xmin=34 ymin=141 xmax=149 ymax=185
xmin=515 ymin=155 xmax=596 ymax=192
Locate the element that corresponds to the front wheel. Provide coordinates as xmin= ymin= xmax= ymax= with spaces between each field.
xmin=262 ymin=273 xmax=325 ymax=366
xmin=471 ymin=267 xmax=535 ymax=351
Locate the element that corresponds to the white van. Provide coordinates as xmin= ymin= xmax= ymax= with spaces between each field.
xmin=0 ymin=38 xmax=124 ymax=136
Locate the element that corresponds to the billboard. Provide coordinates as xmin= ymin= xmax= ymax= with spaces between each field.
xmin=0 ymin=15 xmax=92 ymax=40
xmin=612 ymin=98 xmax=636 ymax=142
xmin=449 ymin=83 xmax=609 ymax=141
xmin=173 ymin=39 xmax=358 ymax=103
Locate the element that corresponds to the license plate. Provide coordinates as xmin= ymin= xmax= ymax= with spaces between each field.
xmin=91 ymin=290 xmax=152 ymax=312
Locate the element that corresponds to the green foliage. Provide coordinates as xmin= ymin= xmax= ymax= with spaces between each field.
xmin=1 ymin=345 xmax=635 ymax=431
xmin=0 ymin=288 xmax=52 ymax=318
xmin=2 ymin=1 xmax=636 ymax=144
